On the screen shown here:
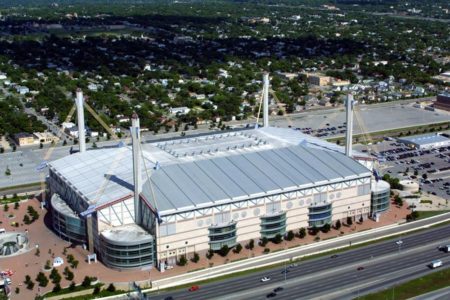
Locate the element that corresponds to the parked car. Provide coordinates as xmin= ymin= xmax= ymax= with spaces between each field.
xmin=188 ymin=285 xmax=200 ymax=292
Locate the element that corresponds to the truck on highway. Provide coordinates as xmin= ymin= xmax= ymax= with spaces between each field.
xmin=443 ymin=245 xmax=450 ymax=253
xmin=430 ymin=260 xmax=443 ymax=269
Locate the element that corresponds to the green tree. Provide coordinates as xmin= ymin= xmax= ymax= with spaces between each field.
xmin=309 ymin=226 xmax=319 ymax=235
xmin=218 ymin=245 xmax=230 ymax=257
xmin=347 ymin=216 xmax=353 ymax=226
xmin=93 ymin=285 xmax=100 ymax=295
xmin=36 ymin=272 xmax=48 ymax=287
xmin=335 ymin=220 xmax=342 ymax=230
xmin=23 ymin=214 xmax=31 ymax=225
xmin=272 ymin=234 xmax=283 ymax=244
xmin=206 ymin=249 xmax=214 ymax=259
xmin=52 ymin=283 xmax=61 ymax=293
xmin=233 ymin=243 xmax=243 ymax=254
xmin=259 ymin=237 xmax=269 ymax=247
xmin=106 ymin=283 xmax=116 ymax=292
xmin=247 ymin=239 xmax=255 ymax=250
xmin=286 ymin=230 xmax=295 ymax=241
xmin=191 ymin=252 xmax=200 ymax=263
xmin=177 ymin=255 xmax=188 ymax=266
xmin=82 ymin=276 xmax=92 ymax=287
xmin=298 ymin=227 xmax=307 ymax=239
xmin=321 ymin=223 xmax=331 ymax=233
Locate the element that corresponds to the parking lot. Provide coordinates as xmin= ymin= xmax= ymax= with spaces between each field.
xmin=361 ymin=140 xmax=450 ymax=199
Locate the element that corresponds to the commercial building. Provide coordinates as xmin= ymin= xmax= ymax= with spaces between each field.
xmin=397 ymin=133 xmax=450 ymax=150
xmin=435 ymin=93 xmax=450 ymax=111
xmin=33 ymin=132 xmax=59 ymax=144
xmin=308 ymin=74 xmax=332 ymax=86
xmin=13 ymin=133 xmax=34 ymax=146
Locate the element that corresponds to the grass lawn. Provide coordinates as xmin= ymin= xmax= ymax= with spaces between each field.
xmin=358 ymin=268 xmax=450 ymax=300
xmin=417 ymin=210 xmax=450 ymax=219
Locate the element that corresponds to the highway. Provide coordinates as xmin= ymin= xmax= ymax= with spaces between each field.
xmin=149 ymin=223 xmax=450 ymax=300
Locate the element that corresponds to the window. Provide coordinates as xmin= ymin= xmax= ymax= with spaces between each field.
xmin=266 ymin=201 xmax=281 ymax=214
xmin=214 ymin=212 xmax=231 ymax=225
xmin=357 ymin=184 xmax=371 ymax=196
xmin=159 ymin=223 xmax=176 ymax=237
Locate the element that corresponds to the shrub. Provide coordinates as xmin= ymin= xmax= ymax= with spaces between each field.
xmin=49 ymin=268 xmax=61 ymax=284
xmin=71 ymin=260 xmax=79 ymax=269
xmin=106 ymin=283 xmax=116 ymax=292
xmin=359 ymin=216 xmax=364 ymax=223
xmin=69 ymin=281 xmax=76 ymax=291
xmin=24 ymin=275 xmax=31 ymax=284
xmin=177 ymin=255 xmax=188 ymax=266
xmin=26 ymin=281 xmax=34 ymax=290
xmin=347 ymin=216 xmax=353 ymax=226
xmin=206 ymin=249 xmax=214 ymax=260
xmin=298 ymin=228 xmax=306 ymax=239
xmin=218 ymin=245 xmax=230 ymax=257
xmin=314 ymin=236 xmax=321 ymax=242
xmin=259 ymin=237 xmax=269 ymax=247
xmin=321 ymin=223 xmax=331 ymax=233
xmin=272 ymin=234 xmax=283 ymax=244
xmin=263 ymin=248 xmax=270 ymax=254
xmin=36 ymin=272 xmax=48 ymax=287
xmin=14 ymin=202 xmax=19 ymax=210
xmin=93 ymin=286 xmax=100 ymax=295
xmin=247 ymin=239 xmax=255 ymax=250
xmin=82 ymin=276 xmax=92 ymax=287
xmin=233 ymin=243 xmax=243 ymax=254
xmin=44 ymin=260 xmax=51 ymax=270
xmin=191 ymin=252 xmax=200 ymax=263
xmin=15 ymin=287 xmax=19 ymax=294
xmin=335 ymin=220 xmax=341 ymax=230
xmin=52 ymin=283 xmax=61 ymax=293
xmin=286 ymin=230 xmax=295 ymax=241
xmin=309 ymin=226 xmax=319 ymax=235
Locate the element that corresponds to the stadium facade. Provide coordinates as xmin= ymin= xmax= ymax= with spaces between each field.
xmin=46 ymin=91 xmax=387 ymax=270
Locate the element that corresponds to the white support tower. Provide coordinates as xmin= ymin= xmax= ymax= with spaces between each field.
xmin=131 ymin=112 xmax=142 ymax=223
xmin=345 ymin=94 xmax=354 ymax=157
xmin=263 ymin=72 xmax=269 ymax=128
xmin=75 ymin=89 xmax=86 ymax=153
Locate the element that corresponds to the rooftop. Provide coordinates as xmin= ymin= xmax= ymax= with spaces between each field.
xmin=48 ymin=127 xmax=371 ymax=216
xmin=398 ymin=133 xmax=450 ymax=146
xmin=101 ymin=224 xmax=153 ymax=245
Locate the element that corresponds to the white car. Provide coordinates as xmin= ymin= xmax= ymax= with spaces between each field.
xmin=260 ymin=276 xmax=271 ymax=282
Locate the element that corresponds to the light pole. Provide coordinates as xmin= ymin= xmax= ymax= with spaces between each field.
xmin=284 ymin=260 xmax=287 ymax=284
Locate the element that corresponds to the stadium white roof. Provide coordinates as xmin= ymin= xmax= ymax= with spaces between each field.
xmin=48 ymin=127 xmax=371 ymax=215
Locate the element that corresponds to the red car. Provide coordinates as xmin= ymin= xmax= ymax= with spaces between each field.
xmin=357 ymin=266 xmax=364 ymax=271
xmin=188 ymin=285 xmax=200 ymax=292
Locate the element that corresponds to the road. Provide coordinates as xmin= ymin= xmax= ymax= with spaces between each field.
xmin=149 ymin=223 xmax=450 ymax=300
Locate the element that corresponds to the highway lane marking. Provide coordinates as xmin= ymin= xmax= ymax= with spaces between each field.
xmin=206 ymin=240 xmax=450 ymax=300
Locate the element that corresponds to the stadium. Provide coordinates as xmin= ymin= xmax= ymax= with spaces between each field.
xmin=46 ymin=86 xmax=387 ymax=271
